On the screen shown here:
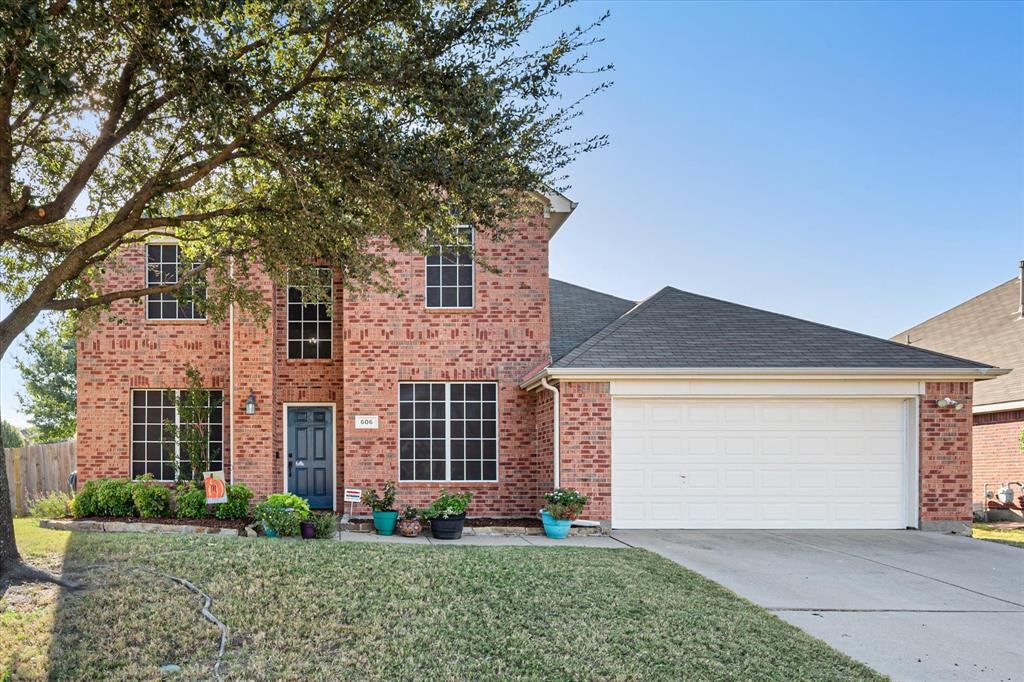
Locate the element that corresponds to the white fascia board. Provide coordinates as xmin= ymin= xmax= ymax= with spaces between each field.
xmin=520 ymin=366 xmax=1010 ymax=390
xmin=535 ymin=189 xmax=577 ymax=237
xmin=973 ymin=399 xmax=1024 ymax=414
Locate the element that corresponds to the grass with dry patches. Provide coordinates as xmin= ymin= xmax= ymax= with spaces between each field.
xmin=3 ymin=519 xmax=884 ymax=681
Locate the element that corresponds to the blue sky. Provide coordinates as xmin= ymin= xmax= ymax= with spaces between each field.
xmin=1 ymin=1 xmax=1022 ymax=427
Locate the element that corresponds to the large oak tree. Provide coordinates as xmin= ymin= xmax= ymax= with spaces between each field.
xmin=0 ymin=0 xmax=607 ymax=578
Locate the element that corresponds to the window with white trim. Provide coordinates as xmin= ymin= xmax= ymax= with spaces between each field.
xmin=146 ymin=244 xmax=205 ymax=319
xmin=287 ymin=268 xmax=333 ymax=359
xmin=131 ymin=389 xmax=223 ymax=481
xmin=398 ymin=382 xmax=497 ymax=482
xmin=425 ymin=226 xmax=474 ymax=308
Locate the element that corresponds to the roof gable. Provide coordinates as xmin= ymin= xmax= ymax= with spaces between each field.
xmin=549 ymin=280 xmax=635 ymax=362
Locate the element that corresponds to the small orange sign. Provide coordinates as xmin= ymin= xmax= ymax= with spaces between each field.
xmin=203 ymin=471 xmax=228 ymax=504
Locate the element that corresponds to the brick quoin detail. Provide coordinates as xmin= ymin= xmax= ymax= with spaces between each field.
xmin=919 ymin=381 xmax=974 ymax=529
xmin=973 ymin=409 xmax=1024 ymax=513
xmin=556 ymin=382 xmax=611 ymax=522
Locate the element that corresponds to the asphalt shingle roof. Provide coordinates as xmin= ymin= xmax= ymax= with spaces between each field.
xmin=891 ymin=277 xmax=1022 ymax=405
xmin=549 ymin=279 xmax=635 ymax=362
xmin=551 ymin=285 xmax=992 ymax=370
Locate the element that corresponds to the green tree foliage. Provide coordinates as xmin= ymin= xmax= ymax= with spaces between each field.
xmin=164 ymin=364 xmax=220 ymax=483
xmin=0 ymin=0 xmax=607 ymax=576
xmin=1 ymin=420 xmax=25 ymax=448
xmin=15 ymin=319 xmax=76 ymax=442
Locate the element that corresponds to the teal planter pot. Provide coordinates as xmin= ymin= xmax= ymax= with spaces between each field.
xmin=541 ymin=510 xmax=572 ymax=539
xmin=262 ymin=522 xmax=278 ymax=538
xmin=373 ymin=510 xmax=399 ymax=536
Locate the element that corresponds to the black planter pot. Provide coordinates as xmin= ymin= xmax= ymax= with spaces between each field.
xmin=429 ymin=513 xmax=466 ymax=540
xmin=300 ymin=520 xmax=316 ymax=540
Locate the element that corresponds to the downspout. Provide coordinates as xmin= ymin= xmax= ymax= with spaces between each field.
xmin=540 ymin=376 xmax=559 ymax=488
xmin=228 ymin=259 xmax=235 ymax=485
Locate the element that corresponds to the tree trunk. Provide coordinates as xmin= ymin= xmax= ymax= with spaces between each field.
xmin=0 ymin=398 xmax=23 ymax=576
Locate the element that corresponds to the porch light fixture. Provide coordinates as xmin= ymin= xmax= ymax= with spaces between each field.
xmin=935 ymin=397 xmax=965 ymax=411
xmin=245 ymin=390 xmax=256 ymax=415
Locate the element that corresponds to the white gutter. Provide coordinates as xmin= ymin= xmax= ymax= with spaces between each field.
xmin=228 ymin=259 xmax=235 ymax=485
xmin=540 ymin=376 xmax=560 ymax=488
xmin=974 ymin=399 xmax=1024 ymax=414
xmin=521 ymin=366 xmax=1011 ymax=390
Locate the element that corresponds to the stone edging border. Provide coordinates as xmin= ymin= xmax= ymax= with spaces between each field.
xmin=40 ymin=518 xmax=243 ymax=537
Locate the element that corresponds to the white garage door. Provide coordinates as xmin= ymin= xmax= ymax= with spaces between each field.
xmin=612 ymin=398 xmax=911 ymax=529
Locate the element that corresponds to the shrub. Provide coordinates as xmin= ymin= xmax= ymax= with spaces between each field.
xmin=262 ymin=493 xmax=310 ymax=519
xmin=310 ymin=512 xmax=337 ymax=539
xmin=421 ymin=490 xmax=473 ymax=520
xmin=95 ymin=479 xmax=135 ymax=517
xmin=70 ymin=480 xmax=101 ymax=517
xmin=254 ymin=504 xmax=301 ymax=536
xmin=543 ymin=488 xmax=590 ymax=521
xmin=29 ymin=491 xmax=71 ymax=518
xmin=131 ymin=480 xmax=171 ymax=519
xmin=214 ymin=484 xmax=253 ymax=520
xmin=175 ymin=482 xmax=208 ymax=518
xmin=360 ymin=480 xmax=396 ymax=512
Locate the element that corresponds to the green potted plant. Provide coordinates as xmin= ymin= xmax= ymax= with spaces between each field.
xmin=396 ymin=506 xmax=422 ymax=537
xmin=421 ymin=490 xmax=473 ymax=540
xmin=254 ymin=492 xmax=310 ymax=537
xmin=541 ymin=488 xmax=590 ymax=539
xmin=361 ymin=480 xmax=398 ymax=535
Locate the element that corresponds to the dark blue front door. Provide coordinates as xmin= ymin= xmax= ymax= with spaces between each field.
xmin=287 ymin=406 xmax=333 ymax=509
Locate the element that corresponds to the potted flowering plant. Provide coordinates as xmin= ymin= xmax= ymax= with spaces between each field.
xmin=254 ymin=493 xmax=310 ymax=537
xmin=541 ymin=488 xmax=590 ymax=539
xmin=396 ymin=506 xmax=422 ymax=537
xmin=421 ymin=490 xmax=473 ymax=540
xmin=361 ymin=480 xmax=398 ymax=535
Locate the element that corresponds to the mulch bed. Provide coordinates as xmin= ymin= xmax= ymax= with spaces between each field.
xmin=73 ymin=516 xmax=250 ymax=532
xmin=464 ymin=517 xmax=542 ymax=528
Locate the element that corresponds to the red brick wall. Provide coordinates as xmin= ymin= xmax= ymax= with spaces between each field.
xmin=341 ymin=210 xmax=551 ymax=517
xmin=272 ymin=269 xmax=345 ymax=508
xmin=919 ymin=382 xmax=974 ymax=529
xmin=77 ymin=244 xmax=231 ymax=482
xmin=557 ymin=382 xmax=611 ymax=522
xmin=973 ymin=410 xmax=1024 ymax=512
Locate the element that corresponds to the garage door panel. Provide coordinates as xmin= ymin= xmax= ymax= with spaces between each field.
xmin=612 ymin=398 xmax=909 ymax=529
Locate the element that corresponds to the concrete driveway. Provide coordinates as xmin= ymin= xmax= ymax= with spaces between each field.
xmin=613 ymin=530 xmax=1024 ymax=681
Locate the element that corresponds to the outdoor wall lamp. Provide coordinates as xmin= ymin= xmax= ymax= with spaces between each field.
xmin=245 ymin=390 xmax=256 ymax=415
xmin=935 ymin=397 xmax=965 ymax=411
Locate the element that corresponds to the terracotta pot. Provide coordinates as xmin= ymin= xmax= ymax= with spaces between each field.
xmin=397 ymin=517 xmax=422 ymax=537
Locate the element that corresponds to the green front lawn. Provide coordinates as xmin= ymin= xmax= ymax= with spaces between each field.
xmin=973 ymin=522 xmax=1024 ymax=549
xmin=3 ymin=519 xmax=882 ymax=681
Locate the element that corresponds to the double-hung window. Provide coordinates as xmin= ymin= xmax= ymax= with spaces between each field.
xmin=146 ymin=243 xmax=205 ymax=320
xmin=130 ymin=389 xmax=224 ymax=481
xmin=287 ymin=268 xmax=333 ymax=359
xmin=398 ymin=382 xmax=497 ymax=482
xmin=425 ymin=226 xmax=474 ymax=308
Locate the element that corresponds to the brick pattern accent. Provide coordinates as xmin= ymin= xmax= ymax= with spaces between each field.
xmin=919 ymin=382 xmax=973 ymax=528
xmin=557 ymin=382 xmax=611 ymax=521
xmin=973 ymin=410 xmax=1024 ymax=511
xmin=341 ymin=210 xmax=551 ymax=517
xmin=77 ymin=244 xmax=230 ymax=482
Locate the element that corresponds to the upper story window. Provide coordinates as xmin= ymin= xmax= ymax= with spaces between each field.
xmin=287 ymin=268 xmax=333 ymax=359
xmin=146 ymin=244 xmax=205 ymax=320
xmin=425 ymin=226 xmax=474 ymax=309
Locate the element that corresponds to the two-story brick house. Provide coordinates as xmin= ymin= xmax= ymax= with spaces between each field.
xmin=77 ymin=193 xmax=1006 ymax=532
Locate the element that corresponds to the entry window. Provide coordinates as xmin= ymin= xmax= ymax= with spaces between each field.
xmin=146 ymin=244 xmax=205 ymax=319
xmin=287 ymin=268 xmax=332 ymax=359
xmin=130 ymin=389 xmax=224 ymax=481
xmin=425 ymin=226 xmax=474 ymax=308
xmin=398 ymin=382 xmax=497 ymax=481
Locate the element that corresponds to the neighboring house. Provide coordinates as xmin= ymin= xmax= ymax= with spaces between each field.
xmin=892 ymin=263 xmax=1024 ymax=518
xmin=77 ymin=195 xmax=1006 ymax=533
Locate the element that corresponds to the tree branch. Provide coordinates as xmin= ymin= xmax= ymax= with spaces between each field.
xmin=44 ymin=262 xmax=211 ymax=311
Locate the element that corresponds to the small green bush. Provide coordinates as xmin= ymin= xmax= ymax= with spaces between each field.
xmin=70 ymin=480 xmax=101 ymax=517
xmin=175 ymin=482 xmax=208 ymax=518
xmin=421 ymin=490 xmax=473 ymax=520
xmin=29 ymin=491 xmax=71 ymax=519
xmin=311 ymin=512 xmax=337 ymax=539
xmin=131 ymin=481 xmax=171 ymax=518
xmin=214 ymin=484 xmax=253 ymax=520
xmin=262 ymin=493 xmax=310 ymax=519
xmin=95 ymin=479 xmax=135 ymax=517
xmin=254 ymin=503 xmax=301 ymax=536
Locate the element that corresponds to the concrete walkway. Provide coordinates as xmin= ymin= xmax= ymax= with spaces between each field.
xmin=614 ymin=529 xmax=1024 ymax=682
xmin=335 ymin=530 xmax=627 ymax=548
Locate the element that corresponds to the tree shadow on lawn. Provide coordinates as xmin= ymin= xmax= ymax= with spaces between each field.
xmin=19 ymin=530 xmax=888 ymax=681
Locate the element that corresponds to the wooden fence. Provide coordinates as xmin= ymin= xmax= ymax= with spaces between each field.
xmin=4 ymin=440 xmax=76 ymax=516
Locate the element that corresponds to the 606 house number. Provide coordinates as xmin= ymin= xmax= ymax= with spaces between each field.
xmin=355 ymin=415 xmax=379 ymax=429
